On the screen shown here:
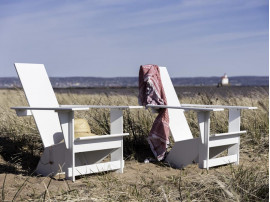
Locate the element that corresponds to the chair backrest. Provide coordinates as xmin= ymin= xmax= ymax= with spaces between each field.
xmin=159 ymin=66 xmax=193 ymax=141
xmin=14 ymin=63 xmax=63 ymax=147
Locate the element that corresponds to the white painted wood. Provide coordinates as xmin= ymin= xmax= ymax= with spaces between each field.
xmin=12 ymin=105 xmax=143 ymax=111
xmin=14 ymin=109 xmax=32 ymax=116
xmin=57 ymin=110 xmax=75 ymax=181
xmin=202 ymin=154 xmax=237 ymax=168
xmin=228 ymin=142 xmax=240 ymax=165
xmin=74 ymin=139 xmax=122 ymax=153
xmin=147 ymin=104 xmax=224 ymax=112
xmin=145 ymin=67 xmax=258 ymax=170
xmin=75 ymin=133 xmax=129 ymax=141
xmin=211 ymin=131 xmax=246 ymax=137
xmin=68 ymin=111 xmax=75 ymax=181
xmin=12 ymin=106 xmax=92 ymax=111
xmin=196 ymin=111 xmax=242 ymax=168
xmin=229 ymin=109 xmax=241 ymax=132
xmin=159 ymin=67 xmax=193 ymax=141
xmin=126 ymin=106 xmax=144 ymax=109
xmin=14 ymin=63 xmax=63 ymax=148
xmin=228 ymin=109 xmax=241 ymax=164
xmin=182 ymin=104 xmax=257 ymax=110
xmin=65 ymin=145 xmax=73 ymax=181
xmin=148 ymin=67 xmax=253 ymax=170
xmin=60 ymin=105 xmax=144 ymax=109
xmin=67 ymin=161 xmax=122 ymax=177
xmin=110 ymin=109 xmax=124 ymax=173
xmin=14 ymin=63 xmax=59 ymax=107
xmin=58 ymin=112 xmax=70 ymax=149
xmin=110 ymin=109 xmax=123 ymax=134
xmin=13 ymin=63 xmax=130 ymax=181
xmin=197 ymin=111 xmax=210 ymax=169
xmin=209 ymin=136 xmax=239 ymax=148
xmin=165 ymin=138 xmax=199 ymax=168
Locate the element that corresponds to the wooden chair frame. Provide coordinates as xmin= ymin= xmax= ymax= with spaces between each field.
xmin=12 ymin=63 xmax=142 ymax=181
xmin=147 ymin=67 xmax=256 ymax=169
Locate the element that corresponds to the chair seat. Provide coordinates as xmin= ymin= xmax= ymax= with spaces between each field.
xmin=74 ymin=135 xmax=127 ymax=153
xmin=209 ymin=131 xmax=246 ymax=148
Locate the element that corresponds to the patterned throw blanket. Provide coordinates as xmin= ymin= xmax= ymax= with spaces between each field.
xmin=138 ymin=64 xmax=170 ymax=161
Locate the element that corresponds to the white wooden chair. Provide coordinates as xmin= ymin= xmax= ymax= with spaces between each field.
xmin=147 ymin=67 xmax=257 ymax=169
xmin=11 ymin=63 xmax=142 ymax=181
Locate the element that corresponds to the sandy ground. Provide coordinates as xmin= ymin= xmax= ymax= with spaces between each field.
xmin=0 ymin=149 xmax=267 ymax=201
xmin=0 ymin=86 xmax=268 ymax=201
xmin=0 ymin=160 xmax=181 ymax=201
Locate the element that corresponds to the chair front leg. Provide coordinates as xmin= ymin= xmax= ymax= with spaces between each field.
xmin=58 ymin=111 xmax=75 ymax=181
xmin=197 ymin=111 xmax=210 ymax=170
xmin=110 ymin=109 xmax=124 ymax=173
xmin=228 ymin=109 xmax=241 ymax=165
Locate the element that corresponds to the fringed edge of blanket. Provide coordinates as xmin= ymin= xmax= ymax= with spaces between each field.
xmin=147 ymin=134 xmax=169 ymax=161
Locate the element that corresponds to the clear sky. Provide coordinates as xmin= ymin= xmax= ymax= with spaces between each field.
xmin=0 ymin=0 xmax=268 ymax=77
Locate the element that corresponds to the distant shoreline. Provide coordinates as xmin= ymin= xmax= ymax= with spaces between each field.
xmin=0 ymin=76 xmax=268 ymax=88
xmin=1 ymin=86 xmax=268 ymax=99
xmin=0 ymin=85 xmax=269 ymax=90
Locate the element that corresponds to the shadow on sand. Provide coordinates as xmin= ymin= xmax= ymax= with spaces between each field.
xmin=0 ymin=133 xmax=41 ymax=175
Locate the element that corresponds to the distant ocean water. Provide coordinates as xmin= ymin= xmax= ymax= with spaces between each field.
xmin=0 ymin=76 xmax=268 ymax=88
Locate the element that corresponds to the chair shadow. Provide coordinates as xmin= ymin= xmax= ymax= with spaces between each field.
xmin=123 ymin=135 xmax=154 ymax=162
xmin=0 ymin=132 xmax=172 ymax=176
xmin=0 ymin=133 xmax=41 ymax=175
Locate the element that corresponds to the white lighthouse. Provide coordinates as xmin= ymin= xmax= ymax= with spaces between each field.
xmin=221 ymin=73 xmax=229 ymax=86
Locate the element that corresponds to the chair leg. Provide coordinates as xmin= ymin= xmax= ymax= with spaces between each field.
xmin=63 ymin=111 xmax=75 ymax=182
xmin=228 ymin=141 xmax=240 ymax=165
xmin=70 ymin=114 xmax=75 ymax=182
xmin=111 ymin=139 xmax=124 ymax=173
xmin=71 ymin=151 xmax=75 ymax=182
xmin=63 ymin=147 xmax=75 ymax=181
xmin=110 ymin=109 xmax=124 ymax=173
xmin=197 ymin=111 xmax=210 ymax=169
xmin=228 ymin=109 xmax=241 ymax=165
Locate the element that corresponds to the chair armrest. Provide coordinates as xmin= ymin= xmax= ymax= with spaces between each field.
xmin=11 ymin=107 xmax=33 ymax=116
xmin=11 ymin=106 xmax=89 ymax=111
xmin=75 ymin=133 xmax=129 ymax=141
xmin=59 ymin=105 xmax=144 ymax=110
xmin=12 ymin=105 xmax=141 ymax=149
xmin=11 ymin=105 xmax=144 ymax=114
xmin=11 ymin=106 xmax=91 ymax=116
xmin=181 ymin=104 xmax=257 ymax=110
xmin=146 ymin=104 xmax=224 ymax=112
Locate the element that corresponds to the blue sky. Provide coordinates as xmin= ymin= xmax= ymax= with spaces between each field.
xmin=0 ymin=0 xmax=268 ymax=77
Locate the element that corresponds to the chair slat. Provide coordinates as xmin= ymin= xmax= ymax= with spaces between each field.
xmin=15 ymin=63 xmax=63 ymax=147
xmin=159 ymin=67 xmax=193 ymax=141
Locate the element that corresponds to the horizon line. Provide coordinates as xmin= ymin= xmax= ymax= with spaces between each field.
xmin=0 ymin=75 xmax=268 ymax=79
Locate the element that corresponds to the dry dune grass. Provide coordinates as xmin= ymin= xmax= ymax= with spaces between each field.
xmin=0 ymin=86 xmax=268 ymax=201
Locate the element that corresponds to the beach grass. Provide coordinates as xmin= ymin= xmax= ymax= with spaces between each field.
xmin=0 ymin=86 xmax=268 ymax=201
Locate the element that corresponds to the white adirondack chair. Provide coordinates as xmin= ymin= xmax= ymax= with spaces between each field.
xmin=147 ymin=67 xmax=256 ymax=169
xmin=11 ymin=63 xmax=142 ymax=181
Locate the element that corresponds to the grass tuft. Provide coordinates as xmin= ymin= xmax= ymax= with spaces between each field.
xmin=0 ymin=87 xmax=268 ymax=200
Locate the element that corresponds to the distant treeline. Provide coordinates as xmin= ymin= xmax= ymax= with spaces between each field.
xmin=0 ymin=76 xmax=268 ymax=88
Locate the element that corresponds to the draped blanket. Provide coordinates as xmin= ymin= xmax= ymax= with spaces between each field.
xmin=138 ymin=64 xmax=170 ymax=161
